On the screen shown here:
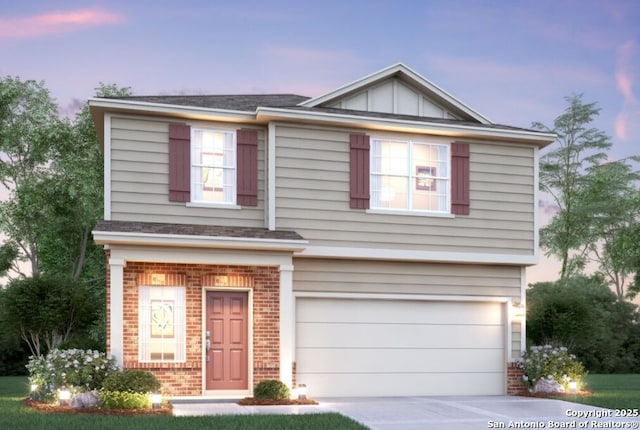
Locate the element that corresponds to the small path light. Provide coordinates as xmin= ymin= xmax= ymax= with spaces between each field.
xmin=297 ymin=384 xmax=307 ymax=400
xmin=151 ymin=392 xmax=162 ymax=409
xmin=59 ymin=387 xmax=71 ymax=407
xmin=568 ymin=381 xmax=578 ymax=393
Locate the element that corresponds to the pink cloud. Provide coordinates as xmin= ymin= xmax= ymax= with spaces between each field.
xmin=615 ymin=111 xmax=628 ymax=140
xmin=614 ymin=40 xmax=637 ymax=140
xmin=616 ymin=41 xmax=636 ymax=103
xmin=0 ymin=8 xmax=125 ymax=40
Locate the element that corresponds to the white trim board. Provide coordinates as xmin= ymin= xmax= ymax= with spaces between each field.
xmin=298 ymin=245 xmax=538 ymax=265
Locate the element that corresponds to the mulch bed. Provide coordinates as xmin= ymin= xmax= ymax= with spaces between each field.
xmin=518 ymin=390 xmax=593 ymax=399
xmin=23 ymin=397 xmax=173 ymax=415
xmin=237 ymin=397 xmax=318 ymax=406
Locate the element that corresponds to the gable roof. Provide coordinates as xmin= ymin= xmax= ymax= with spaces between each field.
xmin=298 ymin=63 xmax=493 ymax=124
xmin=89 ymin=63 xmax=556 ymax=147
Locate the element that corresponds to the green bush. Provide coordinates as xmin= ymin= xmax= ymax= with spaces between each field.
xmin=253 ymin=379 xmax=290 ymax=400
xmin=101 ymin=369 xmax=161 ymax=394
xmin=100 ymin=390 xmax=151 ymax=409
xmin=527 ymin=276 xmax=639 ymax=373
xmin=2 ymin=275 xmax=96 ymax=358
xmin=520 ymin=344 xmax=587 ymax=391
xmin=26 ymin=348 xmax=119 ymax=402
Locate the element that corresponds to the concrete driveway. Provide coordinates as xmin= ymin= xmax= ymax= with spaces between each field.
xmin=172 ymin=396 xmax=639 ymax=430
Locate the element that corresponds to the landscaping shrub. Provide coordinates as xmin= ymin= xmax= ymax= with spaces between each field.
xmin=99 ymin=370 xmax=161 ymax=409
xmin=527 ymin=276 xmax=639 ymax=373
xmin=520 ymin=344 xmax=587 ymax=391
xmin=253 ymin=379 xmax=290 ymax=400
xmin=26 ymin=348 xmax=119 ymax=402
xmin=100 ymin=390 xmax=152 ymax=409
xmin=101 ymin=369 xmax=161 ymax=394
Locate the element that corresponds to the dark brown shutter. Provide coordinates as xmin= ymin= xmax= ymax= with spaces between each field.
xmin=236 ymin=129 xmax=258 ymax=206
xmin=168 ymin=123 xmax=191 ymax=202
xmin=451 ymin=142 xmax=470 ymax=215
xmin=350 ymin=133 xmax=370 ymax=209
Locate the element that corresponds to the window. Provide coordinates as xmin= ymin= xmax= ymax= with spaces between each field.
xmin=139 ymin=286 xmax=186 ymax=362
xmin=370 ymin=139 xmax=449 ymax=212
xmin=191 ymin=128 xmax=236 ymax=204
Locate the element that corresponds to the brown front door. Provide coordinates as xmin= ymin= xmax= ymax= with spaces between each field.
xmin=206 ymin=291 xmax=249 ymax=390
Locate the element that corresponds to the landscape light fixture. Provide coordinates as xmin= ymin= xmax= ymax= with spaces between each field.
xmin=151 ymin=392 xmax=162 ymax=409
xmin=59 ymin=387 xmax=71 ymax=407
xmin=298 ymin=384 xmax=307 ymax=400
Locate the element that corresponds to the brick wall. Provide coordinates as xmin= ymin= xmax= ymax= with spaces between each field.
xmin=107 ymin=260 xmax=282 ymax=396
xmin=507 ymin=361 xmax=527 ymax=395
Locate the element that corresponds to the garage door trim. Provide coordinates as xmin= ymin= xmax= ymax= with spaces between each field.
xmin=294 ymin=292 xmax=515 ymax=396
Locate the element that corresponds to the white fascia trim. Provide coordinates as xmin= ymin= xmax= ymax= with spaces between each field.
xmin=108 ymin=244 xmax=294 ymax=267
xmin=104 ymin=113 xmax=112 ymax=220
xmin=299 ymin=245 xmax=537 ymax=265
xmin=533 ymin=146 xmax=540 ymax=262
xmin=267 ymin=122 xmax=277 ymax=230
xmin=93 ymin=230 xmax=308 ymax=252
xmin=520 ymin=266 xmax=527 ymax=352
xmin=298 ymin=63 xmax=493 ymax=124
xmin=256 ymin=107 xmax=556 ymax=146
xmin=88 ymin=98 xmax=256 ymax=122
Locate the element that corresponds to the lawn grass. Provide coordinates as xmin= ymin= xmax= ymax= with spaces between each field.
xmin=0 ymin=376 xmax=368 ymax=430
xmin=553 ymin=374 xmax=640 ymax=410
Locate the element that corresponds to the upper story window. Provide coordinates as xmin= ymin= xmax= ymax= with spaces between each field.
xmin=370 ymin=139 xmax=450 ymax=212
xmin=191 ymin=128 xmax=236 ymax=204
xmin=169 ymin=124 xmax=258 ymax=206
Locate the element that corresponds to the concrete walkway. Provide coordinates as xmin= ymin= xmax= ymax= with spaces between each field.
xmin=171 ymin=396 xmax=640 ymax=430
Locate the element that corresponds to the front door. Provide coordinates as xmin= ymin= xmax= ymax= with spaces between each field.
xmin=205 ymin=291 xmax=249 ymax=390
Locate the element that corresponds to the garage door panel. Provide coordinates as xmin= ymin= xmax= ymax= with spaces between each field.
xmin=296 ymin=372 xmax=505 ymax=397
xmin=296 ymin=322 xmax=504 ymax=349
xmin=295 ymin=298 xmax=506 ymax=396
xmin=296 ymin=347 xmax=505 ymax=373
xmin=297 ymin=298 xmax=504 ymax=325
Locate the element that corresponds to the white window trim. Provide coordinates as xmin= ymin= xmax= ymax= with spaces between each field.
xmin=186 ymin=202 xmax=241 ymax=209
xmin=365 ymin=208 xmax=454 ymax=218
xmin=190 ymin=127 xmax=237 ymax=205
xmin=138 ymin=286 xmax=186 ymax=363
xmin=370 ymin=138 xmax=451 ymax=214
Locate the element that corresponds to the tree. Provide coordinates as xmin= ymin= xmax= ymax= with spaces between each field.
xmin=0 ymin=77 xmax=60 ymax=190
xmin=579 ymin=160 xmax=640 ymax=299
xmin=1 ymin=275 xmax=95 ymax=357
xmin=534 ymin=94 xmax=640 ymax=288
xmin=0 ymin=79 xmax=130 ymax=281
xmin=0 ymin=77 xmax=63 ymax=275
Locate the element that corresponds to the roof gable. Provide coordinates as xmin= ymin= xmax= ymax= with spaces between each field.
xmin=299 ymin=63 xmax=492 ymax=124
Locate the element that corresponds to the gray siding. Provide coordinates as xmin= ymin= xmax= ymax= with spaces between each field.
xmin=292 ymin=258 xmax=523 ymax=358
xmin=275 ymin=124 xmax=536 ymax=256
xmin=109 ymin=116 xmax=266 ymax=227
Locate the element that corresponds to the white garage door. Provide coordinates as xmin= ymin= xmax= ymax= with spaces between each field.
xmin=295 ymin=298 xmax=506 ymax=397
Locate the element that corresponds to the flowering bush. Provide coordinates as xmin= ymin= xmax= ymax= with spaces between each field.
xmin=26 ymin=348 xmax=119 ymax=402
xmin=520 ymin=344 xmax=587 ymax=392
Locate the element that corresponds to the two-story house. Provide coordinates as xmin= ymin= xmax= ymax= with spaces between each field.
xmin=90 ymin=63 xmax=554 ymax=398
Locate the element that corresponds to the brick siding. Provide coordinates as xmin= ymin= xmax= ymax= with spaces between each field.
xmin=507 ymin=361 xmax=527 ymax=395
xmin=108 ymin=260 xmax=282 ymax=396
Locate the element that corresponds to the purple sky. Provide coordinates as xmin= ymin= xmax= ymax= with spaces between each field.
xmin=1 ymin=0 xmax=639 ymax=284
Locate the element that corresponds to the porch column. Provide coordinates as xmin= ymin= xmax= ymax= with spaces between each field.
xmin=279 ymin=264 xmax=294 ymax=388
xmin=109 ymin=258 xmax=125 ymax=365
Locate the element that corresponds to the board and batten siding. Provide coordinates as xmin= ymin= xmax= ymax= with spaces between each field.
xmin=292 ymin=258 xmax=523 ymax=359
xmin=109 ymin=116 xmax=266 ymax=227
xmin=275 ymin=124 xmax=536 ymax=256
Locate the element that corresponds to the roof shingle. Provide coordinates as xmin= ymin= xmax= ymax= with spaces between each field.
xmin=94 ymin=220 xmax=305 ymax=241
